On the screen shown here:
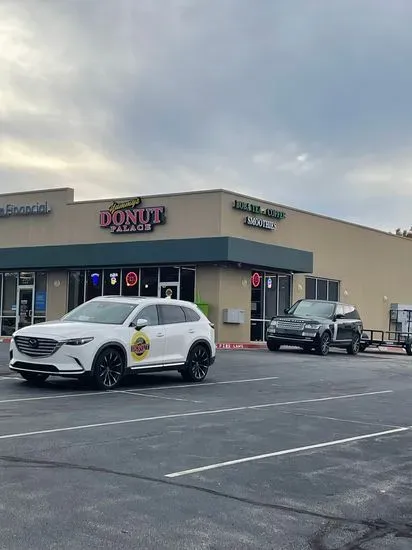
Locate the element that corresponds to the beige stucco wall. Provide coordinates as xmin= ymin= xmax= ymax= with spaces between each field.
xmin=196 ymin=266 xmax=251 ymax=342
xmin=46 ymin=272 xmax=67 ymax=321
xmin=2 ymin=186 xmax=412 ymax=336
xmin=0 ymin=188 xmax=223 ymax=247
xmin=221 ymin=190 xmax=412 ymax=332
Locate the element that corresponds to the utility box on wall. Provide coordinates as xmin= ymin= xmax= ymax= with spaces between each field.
xmin=222 ymin=308 xmax=245 ymax=324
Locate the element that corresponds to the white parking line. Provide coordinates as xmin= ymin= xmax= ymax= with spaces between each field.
xmin=0 ymin=390 xmax=393 ymax=441
xmin=118 ymin=390 xmax=203 ymax=404
xmin=165 ymin=426 xmax=409 ymax=478
xmin=0 ymin=376 xmax=279 ymax=405
xmin=0 ymin=376 xmax=20 ymax=381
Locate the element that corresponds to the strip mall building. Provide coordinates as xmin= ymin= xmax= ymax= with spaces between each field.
xmin=0 ymin=187 xmax=411 ymax=343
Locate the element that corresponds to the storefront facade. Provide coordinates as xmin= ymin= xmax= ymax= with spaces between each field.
xmin=0 ymin=187 xmax=412 ymax=342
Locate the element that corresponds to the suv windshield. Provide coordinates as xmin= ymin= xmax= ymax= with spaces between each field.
xmin=287 ymin=300 xmax=335 ymax=318
xmin=62 ymin=300 xmax=137 ymax=325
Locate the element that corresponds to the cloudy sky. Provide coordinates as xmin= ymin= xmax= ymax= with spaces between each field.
xmin=1 ymin=0 xmax=411 ymax=231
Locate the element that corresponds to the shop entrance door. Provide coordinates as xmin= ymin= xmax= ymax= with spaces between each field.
xmin=16 ymin=286 xmax=34 ymax=330
xmin=158 ymin=282 xmax=179 ymax=300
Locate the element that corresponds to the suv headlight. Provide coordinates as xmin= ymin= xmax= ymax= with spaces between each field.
xmin=304 ymin=323 xmax=321 ymax=330
xmin=64 ymin=337 xmax=94 ymax=346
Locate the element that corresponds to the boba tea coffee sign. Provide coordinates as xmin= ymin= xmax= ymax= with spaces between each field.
xmin=99 ymin=197 xmax=166 ymax=234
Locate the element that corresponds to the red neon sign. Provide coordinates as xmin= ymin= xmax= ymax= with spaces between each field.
xmin=251 ymin=272 xmax=261 ymax=288
xmin=125 ymin=271 xmax=138 ymax=287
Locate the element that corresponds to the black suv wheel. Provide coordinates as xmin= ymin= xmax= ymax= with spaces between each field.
xmin=181 ymin=344 xmax=210 ymax=382
xmin=267 ymin=341 xmax=280 ymax=352
xmin=316 ymin=332 xmax=331 ymax=356
xmin=347 ymin=333 xmax=361 ymax=355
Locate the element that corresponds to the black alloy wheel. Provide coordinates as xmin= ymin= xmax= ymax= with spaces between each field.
xmin=93 ymin=347 xmax=125 ymax=390
xmin=316 ymin=332 xmax=331 ymax=356
xmin=267 ymin=341 xmax=280 ymax=352
xmin=181 ymin=345 xmax=210 ymax=382
xmin=20 ymin=372 xmax=49 ymax=384
xmin=347 ymin=333 xmax=361 ymax=355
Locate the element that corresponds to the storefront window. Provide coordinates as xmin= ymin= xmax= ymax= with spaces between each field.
xmin=278 ymin=276 xmax=291 ymax=315
xmin=122 ymin=268 xmax=140 ymax=296
xmin=68 ymin=271 xmax=85 ymax=311
xmin=104 ymin=269 xmax=121 ymax=296
xmin=250 ymin=272 xmax=292 ymax=341
xmin=305 ymin=277 xmax=340 ymax=301
xmin=85 ymin=270 xmax=103 ymax=301
xmin=159 ymin=266 xmax=179 ymax=282
xmin=140 ymin=267 xmax=158 ymax=297
xmin=34 ymin=272 xmax=47 ymax=319
xmin=264 ymin=275 xmax=278 ymax=319
xmin=180 ymin=267 xmax=196 ymax=302
xmin=2 ymin=273 xmax=18 ymax=317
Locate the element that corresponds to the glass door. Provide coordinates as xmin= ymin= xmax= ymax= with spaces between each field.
xmin=16 ymin=286 xmax=34 ymax=330
xmin=158 ymin=282 xmax=179 ymax=299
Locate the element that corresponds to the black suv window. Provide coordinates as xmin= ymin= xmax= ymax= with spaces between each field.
xmin=158 ymin=304 xmax=186 ymax=325
xmin=343 ymin=305 xmax=360 ymax=320
xmin=135 ymin=305 xmax=159 ymax=326
xmin=182 ymin=307 xmax=201 ymax=322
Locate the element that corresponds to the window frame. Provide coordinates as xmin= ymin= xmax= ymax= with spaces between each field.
xmin=305 ymin=276 xmax=340 ymax=302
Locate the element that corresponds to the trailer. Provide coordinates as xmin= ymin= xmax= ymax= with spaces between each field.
xmin=360 ymin=330 xmax=412 ymax=355
xmin=360 ymin=304 xmax=412 ymax=355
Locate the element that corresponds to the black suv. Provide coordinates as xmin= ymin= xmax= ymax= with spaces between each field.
xmin=266 ymin=299 xmax=363 ymax=356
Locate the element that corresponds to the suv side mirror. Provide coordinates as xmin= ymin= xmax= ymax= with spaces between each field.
xmin=334 ymin=313 xmax=344 ymax=320
xmin=132 ymin=318 xmax=148 ymax=330
xmin=284 ymin=308 xmax=289 ymax=314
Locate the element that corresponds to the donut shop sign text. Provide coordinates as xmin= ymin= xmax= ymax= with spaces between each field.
xmin=99 ymin=198 xmax=166 ymax=233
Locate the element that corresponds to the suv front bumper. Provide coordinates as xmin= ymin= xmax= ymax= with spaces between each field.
xmin=266 ymin=332 xmax=320 ymax=347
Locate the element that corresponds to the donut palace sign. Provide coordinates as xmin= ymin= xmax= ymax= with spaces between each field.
xmin=99 ymin=197 xmax=166 ymax=234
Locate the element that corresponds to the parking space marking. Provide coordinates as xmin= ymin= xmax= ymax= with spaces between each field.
xmin=0 ymin=376 xmax=280 ymax=405
xmin=0 ymin=376 xmax=21 ymax=381
xmin=132 ymin=376 xmax=280 ymax=392
xmin=165 ymin=426 xmax=409 ymax=478
xmin=274 ymin=408 xmax=402 ymax=429
xmin=118 ymin=390 xmax=203 ymax=404
xmin=0 ymin=389 xmax=393 ymax=441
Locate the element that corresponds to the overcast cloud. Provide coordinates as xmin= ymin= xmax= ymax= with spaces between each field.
xmin=1 ymin=0 xmax=412 ymax=231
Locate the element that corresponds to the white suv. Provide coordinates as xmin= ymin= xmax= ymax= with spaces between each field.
xmin=9 ymin=296 xmax=216 ymax=390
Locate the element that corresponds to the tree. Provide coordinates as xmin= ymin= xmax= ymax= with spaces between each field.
xmin=395 ymin=227 xmax=412 ymax=238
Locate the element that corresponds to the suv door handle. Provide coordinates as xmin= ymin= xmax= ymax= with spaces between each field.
xmin=188 ymin=329 xmax=195 ymax=334
xmin=156 ymin=332 xmax=165 ymax=337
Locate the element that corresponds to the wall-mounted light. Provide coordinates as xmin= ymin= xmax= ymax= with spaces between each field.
xmin=383 ymin=295 xmax=388 ymax=302
xmin=343 ymin=290 xmax=349 ymax=296
xmin=297 ymin=284 xmax=303 ymax=291
xmin=53 ymin=280 xmax=61 ymax=288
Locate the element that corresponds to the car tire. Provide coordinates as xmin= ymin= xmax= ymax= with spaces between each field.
xmin=20 ymin=372 xmax=49 ymax=384
xmin=181 ymin=344 xmax=210 ymax=382
xmin=316 ymin=332 xmax=331 ymax=356
xmin=347 ymin=333 xmax=361 ymax=355
xmin=92 ymin=347 xmax=125 ymax=390
xmin=267 ymin=341 xmax=280 ymax=352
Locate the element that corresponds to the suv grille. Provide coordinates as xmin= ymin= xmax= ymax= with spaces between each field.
xmin=276 ymin=319 xmax=305 ymax=331
xmin=14 ymin=336 xmax=60 ymax=358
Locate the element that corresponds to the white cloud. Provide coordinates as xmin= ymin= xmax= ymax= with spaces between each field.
xmin=1 ymin=0 xmax=412 ymax=231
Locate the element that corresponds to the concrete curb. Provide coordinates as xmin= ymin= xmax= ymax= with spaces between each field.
xmin=216 ymin=342 xmax=407 ymax=355
xmin=0 ymin=338 xmax=10 ymax=344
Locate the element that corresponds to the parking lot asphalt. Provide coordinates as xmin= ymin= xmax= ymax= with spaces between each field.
xmin=1 ymin=346 xmax=412 ymax=549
